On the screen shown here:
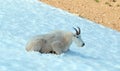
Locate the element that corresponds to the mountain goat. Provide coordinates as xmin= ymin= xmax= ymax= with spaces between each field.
xmin=26 ymin=27 xmax=85 ymax=54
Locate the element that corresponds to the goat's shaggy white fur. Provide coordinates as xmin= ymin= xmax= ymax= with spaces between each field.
xmin=26 ymin=30 xmax=85 ymax=54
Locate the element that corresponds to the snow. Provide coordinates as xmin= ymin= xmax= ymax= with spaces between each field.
xmin=0 ymin=0 xmax=120 ymax=71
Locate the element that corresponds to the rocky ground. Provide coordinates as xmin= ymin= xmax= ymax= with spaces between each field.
xmin=40 ymin=0 xmax=120 ymax=31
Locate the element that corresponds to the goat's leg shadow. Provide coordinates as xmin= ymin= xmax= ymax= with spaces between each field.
xmin=65 ymin=50 xmax=101 ymax=60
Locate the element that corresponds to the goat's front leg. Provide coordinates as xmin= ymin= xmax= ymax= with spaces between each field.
xmin=51 ymin=41 xmax=63 ymax=55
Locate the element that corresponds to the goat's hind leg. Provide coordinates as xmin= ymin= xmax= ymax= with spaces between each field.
xmin=26 ymin=39 xmax=42 ymax=52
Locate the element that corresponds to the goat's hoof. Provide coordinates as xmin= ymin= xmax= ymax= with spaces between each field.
xmin=49 ymin=51 xmax=56 ymax=54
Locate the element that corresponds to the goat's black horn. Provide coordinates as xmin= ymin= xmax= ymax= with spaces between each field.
xmin=77 ymin=27 xmax=81 ymax=35
xmin=73 ymin=27 xmax=79 ymax=35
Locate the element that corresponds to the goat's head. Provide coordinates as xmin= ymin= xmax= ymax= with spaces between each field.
xmin=73 ymin=27 xmax=85 ymax=47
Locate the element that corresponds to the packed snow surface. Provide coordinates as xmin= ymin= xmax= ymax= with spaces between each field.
xmin=0 ymin=0 xmax=120 ymax=71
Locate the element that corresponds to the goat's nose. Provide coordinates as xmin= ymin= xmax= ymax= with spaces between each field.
xmin=82 ymin=43 xmax=85 ymax=47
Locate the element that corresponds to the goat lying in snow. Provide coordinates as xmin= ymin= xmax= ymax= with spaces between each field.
xmin=26 ymin=27 xmax=85 ymax=54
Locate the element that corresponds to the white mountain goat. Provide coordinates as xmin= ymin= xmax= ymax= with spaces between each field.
xmin=26 ymin=27 xmax=85 ymax=54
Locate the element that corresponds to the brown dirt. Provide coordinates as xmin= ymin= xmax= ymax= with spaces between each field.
xmin=40 ymin=0 xmax=120 ymax=31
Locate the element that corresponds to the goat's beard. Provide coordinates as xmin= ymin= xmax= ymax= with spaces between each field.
xmin=74 ymin=38 xmax=84 ymax=47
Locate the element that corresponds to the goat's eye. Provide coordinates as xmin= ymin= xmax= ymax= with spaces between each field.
xmin=76 ymin=36 xmax=79 ymax=38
